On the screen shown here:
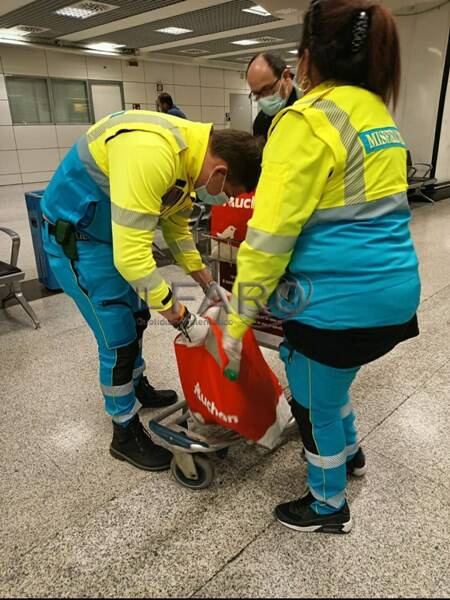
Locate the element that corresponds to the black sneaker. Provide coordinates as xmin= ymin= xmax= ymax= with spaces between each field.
xmin=135 ymin=376 xmax=177 ymax=408
xmin=110 ymin=415 xmax=172 ymax=471
xmin=347 ymin=447 xmax=367 ymax=477
xmin=275 ymin=492 xmax=352 ymax=534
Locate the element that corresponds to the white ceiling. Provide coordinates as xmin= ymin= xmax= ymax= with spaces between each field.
xmin=0 ymin=0 xmax=448 ymax=67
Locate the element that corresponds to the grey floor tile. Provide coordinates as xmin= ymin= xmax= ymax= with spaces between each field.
xmin=1 ymin=188 xmax=450 ymax=598
xmin=0 ymin=442 xmax=303 ymax=598
xmin=194 ymin=449 xmax=450 ymax=599
xmin=0 ymin=436 xmax=98 ymax=574
xmin=365 ymin=361 xmax=450 ymax=489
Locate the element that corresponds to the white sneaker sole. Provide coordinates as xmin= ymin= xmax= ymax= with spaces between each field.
xmin=277 ymin=517 xmax=353 ymax=534
xmin=350 ymin=464 xmax=368 ymax=477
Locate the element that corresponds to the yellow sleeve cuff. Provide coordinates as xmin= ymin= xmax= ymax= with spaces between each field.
xmin=226 ymin=311 xmax=251 ymax=340
xmin=137 ymin=280 xmax=173 ymax=312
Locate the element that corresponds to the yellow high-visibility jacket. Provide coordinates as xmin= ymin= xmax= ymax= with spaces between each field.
xmin=42 ymin=110 xmax=213 ymax=311
xmin=228 ymin=82 xmax=420 ymax=338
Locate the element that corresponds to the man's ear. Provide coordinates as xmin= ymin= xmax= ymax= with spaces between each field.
xmin=214 ymin=163 xmax=228 ymax=176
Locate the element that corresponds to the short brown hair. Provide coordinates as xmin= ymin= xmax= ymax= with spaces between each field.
xmin=157 ymin=92 xmax=173 ymax=108
xmin=210 ymin=129 xmax=263 ymax=192
xmin=299 ymin=0 xmax=401 ymax=107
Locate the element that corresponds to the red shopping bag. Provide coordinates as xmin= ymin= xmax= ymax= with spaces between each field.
xmin=174 ymin=318 xmax=291 ymax=449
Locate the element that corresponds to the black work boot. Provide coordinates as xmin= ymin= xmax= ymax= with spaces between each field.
xmin=135 ymin=376 xmax=177 ymax=408
xmin=110 ymin=415 xmax=172 ymax=471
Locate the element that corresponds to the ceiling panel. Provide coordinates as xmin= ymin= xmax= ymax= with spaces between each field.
xmin=158 ymin=23 xmax=302 ymax=57
xmin=86 ymin=1 xmax=280 ymax=48
xmin=0 ymin=0 xmax=185 ymax=39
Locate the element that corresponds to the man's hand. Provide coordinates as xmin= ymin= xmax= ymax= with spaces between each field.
xmin=204 ymin=282 xmax=231 ymax=304
xmin=169 ymin=304 xmax=209 ymax=346
xmin=222 ymin=329 xmax=243 ymax=381
xmin=190 ymin=267 xmax=214 ymax=291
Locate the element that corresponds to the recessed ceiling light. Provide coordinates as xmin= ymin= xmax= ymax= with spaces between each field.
xmin=0 ymin=36 xmax=27 ymax=45
xmin=254 ymin=36 xmax=283 ymax=43
xmin=87 ymin=42 xmax=125 ymax=51
xmin=86 ymin=49 xmax=117 ymax=56
xmin=231 ymin=39 xmax=261 ymax=46
xmin=9 ymin=25 xmax=50 ymax=34
xmin=0 ymin=28 xmax=27 ymax=38
xmin=242 ymin=5 xmax=272 ymax=17
xmin=179 ymin=49 xmax=209 ymax=55
xmin=156 ymin=27 xmax=193 ymax=35
xmin=55 ymin=1 xmax=119 ymax=20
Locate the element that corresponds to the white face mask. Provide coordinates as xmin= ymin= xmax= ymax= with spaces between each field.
xmin=195 ymin=170 xmax=229 ymax=205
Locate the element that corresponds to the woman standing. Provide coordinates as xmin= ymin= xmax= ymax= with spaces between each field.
xmin=223 ymin=0 xmax=421 ymax=533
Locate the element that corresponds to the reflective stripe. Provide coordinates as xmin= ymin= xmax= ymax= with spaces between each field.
xmin=340 ymin=401 xmax=353 ymax=420
xmin=305 ymin=448 xmax=347 ymax=470
xmin=245 ymin=227 xmax=297 ymax=255
xmin=168 ymin=238 xmax=197 ymax=255
xmin=230 ymin=296 xmax=260 ymax=320
xmin=111 ymin=202 xmax=159 ymax=231
xmin=87 ymin=113 xmax=188 ymax=151
xmin=346 ymin=442 xmax=359 ymax=458
xmin=304 ymin=193 xmax=409 ymax=230
xmin=178 ymin=207 xmax=193 ymax=218
xmin=310 ymin=488 xmax=347 ymax=510
xmin=315 ymin=99 xmax=366 ymax=205
xmin=112 ymin=399 xmax=141 ymax=424
xmin=133 ymin=362 xmax=146 ymax=380
xmin=101 ymin=379 xmax=134 ymax=397
xmin=77 ymin=136 xmax=110 ymax=196
xmin=129 ymin=270 xmax=165 ymax=294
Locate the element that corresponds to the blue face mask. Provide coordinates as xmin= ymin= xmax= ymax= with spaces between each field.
xmin=195 ymin=170 xmax=229 ymax=206
xmin=257 ymin=92 xmax=287 ymax=117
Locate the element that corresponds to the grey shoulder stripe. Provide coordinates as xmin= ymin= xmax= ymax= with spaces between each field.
xmin=87 ymin=113 xmax=188 ymax=151
xmin=314 ymin=99 xmax=367 ymax=206
xmin=303 ymin=193 xmax=409 ymax=230
xmin=77 ymin=136 xmax=110 ymax=196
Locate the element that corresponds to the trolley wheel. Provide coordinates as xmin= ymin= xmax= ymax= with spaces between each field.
xmin=170 ymin=454 xmax=215 ymax=490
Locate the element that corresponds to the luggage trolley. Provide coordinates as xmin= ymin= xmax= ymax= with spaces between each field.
xmin=148 ymin=205 xmax=290 ymax=490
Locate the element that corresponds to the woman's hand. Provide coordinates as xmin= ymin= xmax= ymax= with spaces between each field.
xmin=222 ymin=329 xmax=243 ymax=381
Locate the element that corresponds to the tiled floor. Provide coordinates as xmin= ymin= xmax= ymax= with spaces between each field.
xmin=1 ymin=184 xmax=449 ymax=598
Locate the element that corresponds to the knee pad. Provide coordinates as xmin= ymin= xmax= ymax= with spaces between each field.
xmin=290 ymin=399 xmax=318 ymax=454
xmin=113 ymin=340 xmax=140 ymax=385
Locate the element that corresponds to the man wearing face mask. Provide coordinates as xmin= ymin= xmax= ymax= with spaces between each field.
xmin=247 ymin=53 xmax=301 ymax=140
xmin=41 ymin=109 xmax=262 ymax=472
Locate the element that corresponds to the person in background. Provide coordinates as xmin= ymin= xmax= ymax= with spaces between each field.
xmin=247 ymin=52 xmax=301 ymax=140
xmin=157 ymin=92 xmax=187 ymax=119
xmin=41 ymin=108 xmax=261 ymax=473
xmin=224 ymin=0 xmax=420 ymax=534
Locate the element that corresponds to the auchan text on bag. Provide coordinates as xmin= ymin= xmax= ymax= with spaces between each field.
xmin=228 ymin=196 xmax=254 ymax=209
xmin=193 ymin=382 xmax=239 ymax=425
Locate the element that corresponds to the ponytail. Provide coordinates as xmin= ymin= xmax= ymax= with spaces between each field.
xmin=367 ymin=3 xmax=401 ymax=107
xmin=298 ymin=0 xmax=402 ymax=108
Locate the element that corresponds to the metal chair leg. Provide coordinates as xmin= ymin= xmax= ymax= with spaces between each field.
xmin=1 ymin=283 xmax=14 ymax=306
xmin=12 ymin=281 xmax=40 ymax=329
xmin=418 ymin=188 xmax=435 ymax=203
